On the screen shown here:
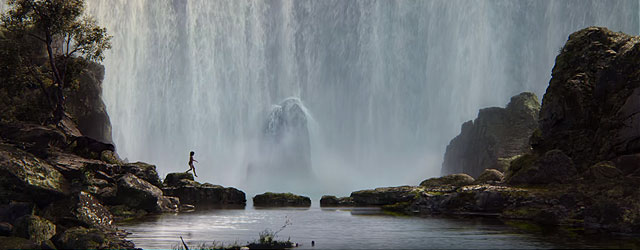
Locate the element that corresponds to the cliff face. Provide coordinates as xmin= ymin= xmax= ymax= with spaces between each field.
xmin=66 ymin=62 xmax=113 ymax=144
xmin=535 ymin=27 xmax=640 ymax=171
xmin=441 ymin=92 xmax=540 ymax=178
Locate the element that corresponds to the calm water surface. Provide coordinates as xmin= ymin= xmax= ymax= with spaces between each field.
xmin=119 ymin=207 xmax=637 ymax=249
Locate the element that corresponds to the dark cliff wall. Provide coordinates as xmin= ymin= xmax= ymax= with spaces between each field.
xmin=441 ymin=92 xmax=540 ymax=178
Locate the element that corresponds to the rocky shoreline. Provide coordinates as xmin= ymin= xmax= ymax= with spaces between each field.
xmin=320 ymin=27 xmax=640 ymax=235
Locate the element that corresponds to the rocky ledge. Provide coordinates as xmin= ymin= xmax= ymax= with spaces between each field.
xmin=253 ymin=192 xmax=311 ymax=207
xmin=161 ymin=172 xmax=246 ymax=208
xmin=0 ymin=121 xmax=248 ymax=249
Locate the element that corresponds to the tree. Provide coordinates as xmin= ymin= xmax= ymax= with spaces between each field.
xmin=1 ymin=0 xmax=111 ymax=125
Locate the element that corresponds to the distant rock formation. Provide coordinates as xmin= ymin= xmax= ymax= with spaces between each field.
xmin=247 ymin=98 xmax=315 ymax=188
xmin=441 ymin=92 xmax=540 ymax=178
xmin=533 ymin=27 xmax=640 ymax=172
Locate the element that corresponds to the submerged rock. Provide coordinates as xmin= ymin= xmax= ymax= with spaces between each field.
xmin=441 ymin=92 xmax=540 ymax=178
xmin=252 ymin=192 xmax=311 ymax=207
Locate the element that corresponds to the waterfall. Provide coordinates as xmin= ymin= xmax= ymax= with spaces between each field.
xmin=17 ymin=0 xmax=637 ymax=195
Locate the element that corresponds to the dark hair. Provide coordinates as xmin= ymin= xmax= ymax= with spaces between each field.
xmin=190 ymin=151 xmax=195 ymax=156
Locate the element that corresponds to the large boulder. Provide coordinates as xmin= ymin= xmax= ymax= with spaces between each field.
xmin=53 ymin=226 xmax=134 ymax=249
xmin=252 ymin=192 xmax=311 ymax=207
xmin=42 ymin=191 xmax=114 ymax=230
xmin=162 ymin=173 xmax=246 ymax=208
xmin=583 ymin=161 xmax=623 ymax=180
xmin=350 ymin=186 xmax=416 ymax=206
xmin=117 ymin=162 xmax=162 ymax=188
xmin=506 ymin=150 xmax=577 ymax=185
xmin=537 ymin=27 xmax=640 ymax=171
xmin=116 ymin=173 xmax=177 ymax=212
xmin=441 ymin=92 xmax=540 ymax=177
xmin=12 ymin=215 xmax=56 ymax=244
xmin=0 ymin=144 xmax=69 ymax=206
xmin=474 ymin=169 xmax=504 ymax=184
xmin=420 ymin=174 xmax=475 ymax=188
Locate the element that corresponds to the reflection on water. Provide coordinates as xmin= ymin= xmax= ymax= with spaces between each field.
xmin=119 ymin=207 xmax=638 ymax=249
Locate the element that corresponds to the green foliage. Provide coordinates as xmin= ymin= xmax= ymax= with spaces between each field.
xmin=0 ymin=0 xmax=111 ymax=124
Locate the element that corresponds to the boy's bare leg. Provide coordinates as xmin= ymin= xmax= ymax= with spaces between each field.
xmin=193 ymin=168 xmax=198 ymax=177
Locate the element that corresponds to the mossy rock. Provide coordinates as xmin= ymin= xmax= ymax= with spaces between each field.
xmin=420 ymin=174 xmax=475 ymax=188
xmin=475 ymin=169 xmax=504 ymax=184
xmin=382 ymin=201 xmax=412 ymax=213
xmin=0 ymin=144 xmax=70 ymax=206
xmin=253 ymin=192 xmax=311 ymax=207
xmin=12 ymin=215 xmax=56 ymax=244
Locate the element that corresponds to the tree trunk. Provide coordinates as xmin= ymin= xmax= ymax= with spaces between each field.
xmin=45 ymin=32 xmax=65 ymax=125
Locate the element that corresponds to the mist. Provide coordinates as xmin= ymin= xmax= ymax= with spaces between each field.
xmin=72 ymin=0 xmax=640 ymax=198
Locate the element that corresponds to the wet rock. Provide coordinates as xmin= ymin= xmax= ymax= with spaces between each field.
xmin=584 ymin=161 xmax=623 ymax=180
xmin=116 ymin=173 xmax=168 ymax=212
xmin=319 ymin=195 xmax=355 ymax=207
xmin=0 ymin=144 xmax=69 ymax=206
xmin=13 ymin=215 xmax=56 ymax=244
xmin=474 ymin=169 xmax=504 ymax=184
xmin=420 ymin=174 xmax=475 ymax=188
xmin=350 ymin=186 xmax=417 ymax=206
xmin=441 ymin=92 xmax=540 ymax=177
xmin=253 ymin=192 xmax=311 ymax=207
xmin=42 ymin=191 xmax=114 ymax=230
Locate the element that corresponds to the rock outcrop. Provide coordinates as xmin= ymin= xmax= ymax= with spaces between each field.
xmin=441 ymin=92 xmax=540 ymax=178
xmin=252 ymin=192 xmax=311 ymax=207
xmin=0 ymin=122 xmax=178 ymax=249
xmin=66 ymin=61 xmax=113 ymax=144
xmin=535 ymin=27 xmax=640 ymax=171
xmin=162 ymin=172 xmax=246 ymax=208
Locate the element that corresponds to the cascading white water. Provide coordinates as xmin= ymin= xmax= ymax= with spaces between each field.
xmin=33 ymin=0 xmax=640 ymax=196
